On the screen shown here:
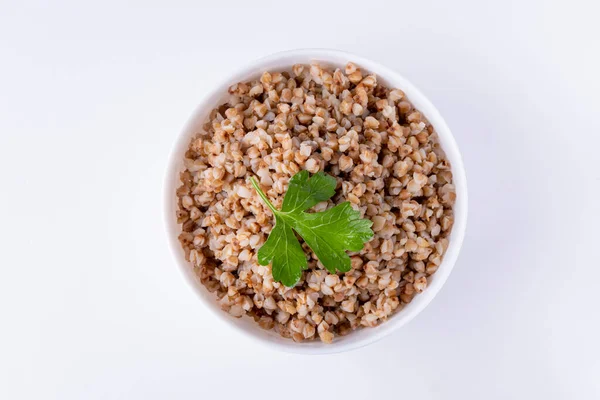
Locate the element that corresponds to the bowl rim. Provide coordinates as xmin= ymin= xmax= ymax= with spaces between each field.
xmin=163 ymin=48 xmax=468 ymax=354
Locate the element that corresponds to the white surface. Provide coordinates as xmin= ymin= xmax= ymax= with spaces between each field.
xmin=0 ymin=0 xmax=599 ymax=398
xmin=164 ymin=49 xmax=469 ymax=354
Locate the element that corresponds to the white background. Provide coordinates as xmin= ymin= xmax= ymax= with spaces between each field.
xmin=1 ymin=0 xmax=599 ymax=399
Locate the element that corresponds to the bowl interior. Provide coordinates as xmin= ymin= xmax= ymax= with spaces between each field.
xmin=164 ymin=49 xmax=468 ymax=354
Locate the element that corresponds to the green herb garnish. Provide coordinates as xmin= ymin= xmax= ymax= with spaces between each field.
xmin=250 ymin=171 xmax=374 ymax=287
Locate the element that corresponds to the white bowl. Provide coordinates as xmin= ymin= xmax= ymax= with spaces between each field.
xmin=164 ymin=49 xmax=468 ymax=354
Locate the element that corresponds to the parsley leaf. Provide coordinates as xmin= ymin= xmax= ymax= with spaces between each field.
xmin=250 ymin=171 xmax=374 ymax=287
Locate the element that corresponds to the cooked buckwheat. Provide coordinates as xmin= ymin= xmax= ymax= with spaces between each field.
xmin=177 ymin=62 xmax=455 ymax=343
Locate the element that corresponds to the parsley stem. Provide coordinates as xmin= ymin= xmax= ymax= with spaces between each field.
xmin=250 ymin=177 xmax=278 ymax=214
